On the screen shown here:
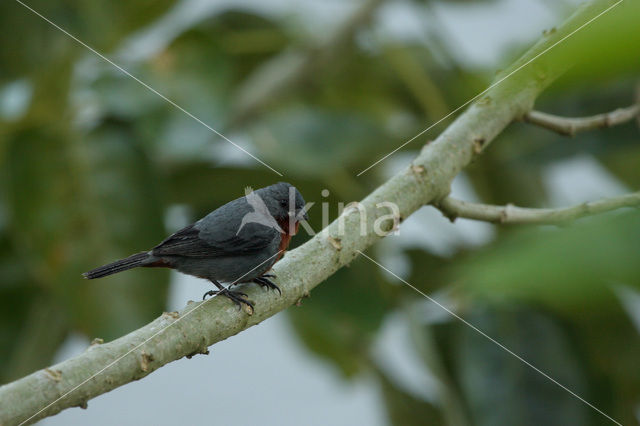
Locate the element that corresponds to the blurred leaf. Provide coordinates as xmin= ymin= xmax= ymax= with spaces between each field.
xmin=287 ymin=261 xmax=394 ymax=377
xmin=601 ymin=143 xmax=640 ymax=188
xmin=547 ymin=0 xmax=640 ymax=88
xmin=250 ymin=107 xmax=385 ymax=178
xmin=376 ymin=366 xmax=443 ymax=426
xmin=407 ymin=305 xmax=471 ymax=426
xmin=165 ymin=164 xmax=280 ymax=215
xmin=451 ymin=211 xmax=640 ymax=313
xmin=2 ymin=294 xmax=68 ymax=383
xmin=569 ymin=304 xmax=640 ymax=424
xmin=404 ymin=248 xmax=452 ymax=294
xmin=448 ymin=305 xmax=593 ymax=426
xmin=382 ymin=45 xmax=450 ymax=121
xmin=231 ymin=50 xmax=308 ymax=124
xmin=75 ymin=119 xmax=170 ymax=337
xmin=0 ymin=234 xmax=69 ymax=383
xmin=0 ymin=0 xmax=176 ymax=82
xmin=2 ymin=110 xmax=168 ymax=347
xmin=465 ymin=128 xmax=547 ymax=208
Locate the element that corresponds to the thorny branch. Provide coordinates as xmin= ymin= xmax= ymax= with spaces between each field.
xmin=524 ymin=104 xmax=639 ymax=136
xmin=435 ymin=192 xmax=640 ymax=225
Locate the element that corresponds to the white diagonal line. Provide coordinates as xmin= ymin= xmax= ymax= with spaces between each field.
xmin=13 ymin=0 xmax=283 ymax=177
xmin=19 ymin=250 xmax=283 ymax=426
xmin=356 ymin=250 xmax=622 ymax=426
xmin=357 ymin=0 xmax=623 ymax=176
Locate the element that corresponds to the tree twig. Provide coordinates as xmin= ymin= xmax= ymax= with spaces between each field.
xmin=0 ymin=1 xmax=620 ymax=424
xmin=523 ymin=104 xmax=639 ymax=136
xmin=435 ymin=192 xmax=640 ymax=225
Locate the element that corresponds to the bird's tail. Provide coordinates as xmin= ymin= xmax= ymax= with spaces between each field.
xmin=83 ymin=252 xmax=151 ymax=279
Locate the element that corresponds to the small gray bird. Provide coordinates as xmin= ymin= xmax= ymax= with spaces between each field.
xmin=83 ymin=182 xmax=308 ymax=310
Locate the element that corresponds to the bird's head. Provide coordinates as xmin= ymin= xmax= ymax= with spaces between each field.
xmin=256 ymin=182 xmax=308 ymax=225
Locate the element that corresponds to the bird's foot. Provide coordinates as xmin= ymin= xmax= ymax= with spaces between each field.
xmin=262 ymin=273 xmax=276 ymax=278
xmin=253 ymin=276 xmax=281 ymax=295
xmin=202 ymin=288 xmax=254 ymax=312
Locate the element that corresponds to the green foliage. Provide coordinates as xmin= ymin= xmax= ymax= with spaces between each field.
xmin=287 ymin=261 xmax=394 ymax=376
xmin=438 ymin=306 xmax=593 ymax=426
xmin=249 ymin=107 xmax=386 ymax=178
xmin=377 ymin=366 xmax=444 ymax=426
xmin=453 ymin=212 xmax=640 ymax=312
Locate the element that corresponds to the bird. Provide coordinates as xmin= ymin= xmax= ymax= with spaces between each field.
xmin=236 ymin=186 xmax=284 ymax=235
xmin=83 ymin=182 xmax=308 ymax=311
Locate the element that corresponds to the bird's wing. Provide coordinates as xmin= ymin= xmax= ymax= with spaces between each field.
xmin=152 ymin=222 xmax=277 ymax=258
xmin=152 ymin=224 xmax=215 ymax=257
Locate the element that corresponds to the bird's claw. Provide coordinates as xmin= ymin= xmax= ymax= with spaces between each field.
xmin=253 ymin=276 xmax=281 ymax=295
xmin=202 ymin=288 xmax=254 ymax=312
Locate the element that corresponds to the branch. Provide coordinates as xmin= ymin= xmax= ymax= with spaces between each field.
xmin=0 ymin=1 xmax=618 ymax=423
xmin=435 ymin=192 xmax=640 ymax=225
xmin=523 ymin=104 xmax=639 ymax=136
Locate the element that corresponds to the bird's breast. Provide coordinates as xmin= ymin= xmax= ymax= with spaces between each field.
xmin=274 ymin=219 xmax=300 ymax=262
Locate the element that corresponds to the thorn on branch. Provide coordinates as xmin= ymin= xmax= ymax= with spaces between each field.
xmin=140 ymin=351 xmax=154 ymax=372
xmin=411 ymin=164 xmax=425 ymax=176
xmin=162 ymin=311 xmax=180 ymax=320
xmin=473 ymin=137 xmax=486 ymax=154
xmin=434 ymin=200 xmax=457 ymax=222
xmin=44 ymin=368 xmax=62 ymax=383
xmin=445 ymin=213 xmax=458 ymax=223
xmin=186 ymin=346 xmax=210 ymax=359
xmin=327 ymin=235 xmax=342 ymax=250
xmin=499 ymin=204 xmax=515 ymax=224
xmin=296 ymin=291 xmax=310 ymax=306
xmin=477 ymin=96 xmax=492 ymax=106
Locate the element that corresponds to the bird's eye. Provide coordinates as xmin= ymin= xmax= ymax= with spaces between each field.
xmin=279 ymin=199 xmax=288 ymax=207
